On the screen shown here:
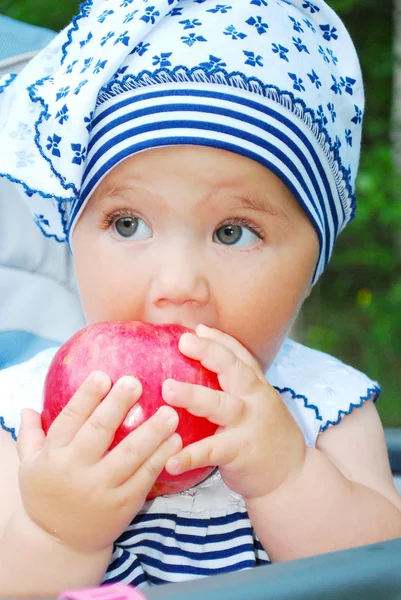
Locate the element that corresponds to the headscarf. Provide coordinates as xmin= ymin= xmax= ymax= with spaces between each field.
xmin=0 ymin=0 xmax=364 ymax=282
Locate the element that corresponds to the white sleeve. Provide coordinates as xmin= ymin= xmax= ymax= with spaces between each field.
xmin=0 ymin=347 xmax=58 ymax=439
xmin=266 ymin=339 xmax=380 ymax=448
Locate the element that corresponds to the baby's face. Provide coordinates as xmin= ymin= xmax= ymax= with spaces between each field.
xmin=73 ymin=146 xmax=318 ymax=372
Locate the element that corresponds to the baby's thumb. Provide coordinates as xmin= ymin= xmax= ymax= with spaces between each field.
xmin=17 ymin=408 xmax=46 ymax=460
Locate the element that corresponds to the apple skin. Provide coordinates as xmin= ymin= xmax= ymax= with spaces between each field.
xmin=41 ymin=321 xmax=220 ymax=499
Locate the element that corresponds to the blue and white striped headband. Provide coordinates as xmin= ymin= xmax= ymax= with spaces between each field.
xmin=0 ymin=0 xmax=364 ymax=282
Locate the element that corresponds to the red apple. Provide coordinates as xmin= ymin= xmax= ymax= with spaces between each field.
xmin=42 ymin=321 xmax=220 ymax=499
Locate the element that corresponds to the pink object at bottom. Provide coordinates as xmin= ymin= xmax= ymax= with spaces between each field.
xmin=59 ymin=583 xmax=147 ymax=600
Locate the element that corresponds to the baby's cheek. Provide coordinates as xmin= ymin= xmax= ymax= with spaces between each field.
xmin=240 ymin=296 xmax=303 ymax=370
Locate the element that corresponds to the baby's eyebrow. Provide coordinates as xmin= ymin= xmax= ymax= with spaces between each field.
xmin=95 ymin=183 xmax=134 ymax=202
xmin=95 ymin=182 xmax=287 ymax=219
xmin=231 ymin=193 xmax=289 ymax=219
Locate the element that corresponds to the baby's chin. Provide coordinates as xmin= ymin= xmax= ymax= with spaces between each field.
xmin=254 ymin=339 xmax=288 ymax=375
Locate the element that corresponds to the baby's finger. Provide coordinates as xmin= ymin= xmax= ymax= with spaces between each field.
xmin=17 ymin=409 xmax=46 ymax=460
xmin=179 ymin=333 xmax=263 ymax=399
xmin=162 ymin=380 xmax=244 ymax=427
xmin=121 ymin=432 xmax=183 ymax=500
xmin=196 ymin=324 xmax=265 ymax=379
xmin=45 ymin=371 xmax=112 ymax=448
xmin=100 ymin=406 xmax=180 ymax=486
xmin=165 ymin=433 xmax=236 ymax=476
xmin=72 ymin=376 xmax=142 ymax=463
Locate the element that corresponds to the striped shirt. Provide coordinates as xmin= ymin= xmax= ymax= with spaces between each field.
xmin=103 ymin=470 xmax=270 ymax=588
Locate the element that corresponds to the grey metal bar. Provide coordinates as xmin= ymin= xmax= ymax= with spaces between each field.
xmin=385 ymin=429 xmax=401 ymax=475
xmin=144 ymin=538 xmax=401 ymax=600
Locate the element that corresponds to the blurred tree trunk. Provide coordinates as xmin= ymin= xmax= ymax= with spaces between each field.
xmin=392 ymin=0 xmax=401 ymax=172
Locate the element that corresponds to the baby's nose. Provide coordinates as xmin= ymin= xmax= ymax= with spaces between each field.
xmin=150 ymin=250 xmax=210 ymax=308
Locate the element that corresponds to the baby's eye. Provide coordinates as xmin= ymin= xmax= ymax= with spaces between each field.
xmin=214 ymin=220 xmax=264 ymax=248
xmin=113 ymin=216 xmax=152 ymax=240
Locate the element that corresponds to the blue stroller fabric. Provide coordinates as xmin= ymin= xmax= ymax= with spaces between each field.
xmin=0 ymin=17 xmax=84 ymax=369
xmin=0 ymin=15 xmax=55 ymax=61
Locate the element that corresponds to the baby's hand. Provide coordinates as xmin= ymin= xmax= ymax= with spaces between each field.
xmin=17 ymin=373 xmax=181 ymax=554
xmin=163 ymin=325 xmax=305 ymax=500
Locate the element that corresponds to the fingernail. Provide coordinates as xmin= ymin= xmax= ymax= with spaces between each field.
xmin=169 ymin=433 xmax=182 ymax=450
xmin=163 ymin=379 xmax=176 ymax=397
xmin=159 ymin=406 xmax=178 ymax=426
xmin=167 ymin=411 xmax=179 ymax=427
xmin=167 ymin=457 xmax=180 ymax=473
xmin=181 ymin=332 xmax=198 ymax=348
xmin=119 ymin=376 xmax=140 ymax=392
xmin=90 ymin=371 xmax=109 ymax=387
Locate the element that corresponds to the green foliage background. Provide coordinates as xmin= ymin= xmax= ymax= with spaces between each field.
xmin=303 ymin=0 xmax=401 ymax=426
xmin=1 ymin=0 xmax=400 ymax=424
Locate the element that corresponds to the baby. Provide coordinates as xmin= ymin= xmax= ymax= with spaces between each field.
xmin=0 ymin=0 xmax=400 ymax=596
